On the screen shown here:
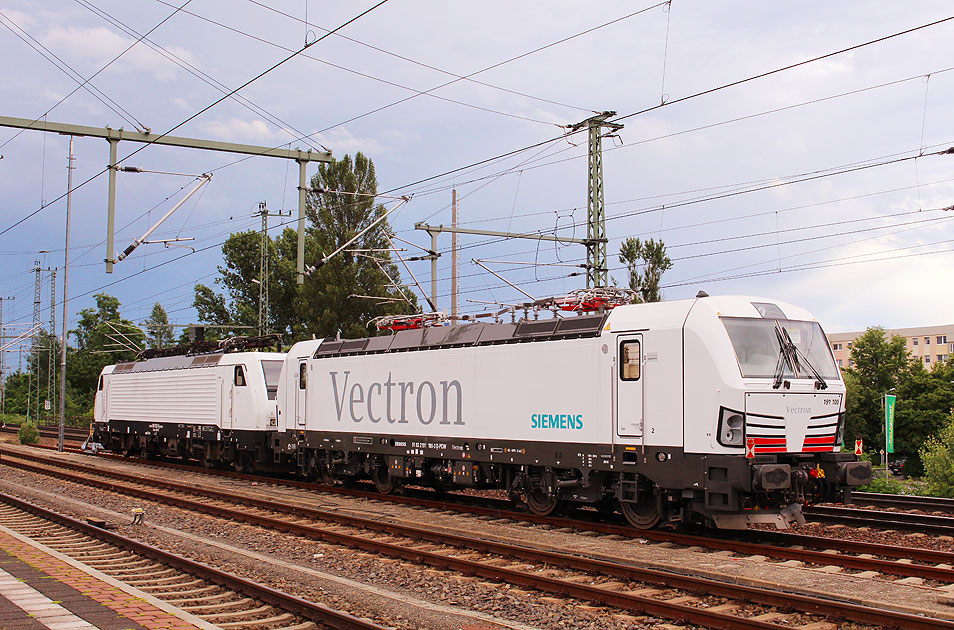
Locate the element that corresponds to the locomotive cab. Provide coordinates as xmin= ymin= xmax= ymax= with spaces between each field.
xmin=673 ymin=296 xmax=872 ymax=528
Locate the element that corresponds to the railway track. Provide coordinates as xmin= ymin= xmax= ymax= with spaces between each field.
xmin=2 ymin=446 xmax=952 ymax=629
xmin=13 ymin=444 xmax=954 ymax=581
xmin=804 ymin=504 xmax=954 ymax=535
xmin=0 ymin=490 xmax=387 ymax=630
xmin=0 ymin=423 xmax=90 ymax=442
xmin=852 ymin=491 xmax=954 ymax=513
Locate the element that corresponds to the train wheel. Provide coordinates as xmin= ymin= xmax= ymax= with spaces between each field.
xmin=371 ymin=464 xmax=399 ymax=495
xmin=525 ymin=486 xmax=561 ymax=516
xmin=619 ymin=496 xmax=660 ymax=529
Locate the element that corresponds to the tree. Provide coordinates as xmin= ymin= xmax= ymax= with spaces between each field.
xmin=2 ymin=371 xmax=29 ymax=417
xmin=920 ymin=410 xmax=954 ymax=497
xmin=618 ymin=237 xmax=672 ymax=303
xmin=842 ymin=327 xmax=910 ymax=452
xmin=144 ymin=302 xmax=175 ymax=349
xmin=893 ymin=359 xmax=954 ymax=475
xmin=303 ymin=152 xmax=416 ymax=339
xmin=68 ymin=293 xmax=143 ymax=412
xmin=193 ymin=227 xmax=305 ymax=341
xmin=193 ymin=153 xmax=416 ymax=342
xmin=192 ymin=283 xmax=231 ymax=340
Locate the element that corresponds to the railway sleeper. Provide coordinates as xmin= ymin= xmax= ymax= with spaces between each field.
xmin=162 ymin=587 xmax=228 ymax=601
xmin=183 ymin=598 xmax=256 ymax=613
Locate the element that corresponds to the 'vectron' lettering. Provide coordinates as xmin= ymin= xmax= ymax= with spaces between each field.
xmin=328 ymin=371 xmax=465 ymax=426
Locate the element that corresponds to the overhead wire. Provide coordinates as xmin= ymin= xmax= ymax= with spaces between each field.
xmin=609 ymin=14 xmax=954 ymax=126
xmin=0 ymin=0 xmax=193 ymax=150
xmin=151 ymin=0 xmax=566 ymax=129
xmin=10 ymin=7 xmax=954 ymax=325
xmin=73 ymin=0 xmax=325 ymax=153
xmin=0 ymin=0 xmax=391 ymax=238
xmin=248 ymin=0 xmax=597 ymax=114
xmin=412 ymin=208 xmax=954 ymax=300
xmin=0 ymin=10 xmax=143 ymax=130
xmin=47 ymin=139 xmax=951 ymax=323
xmin=418 ymin=143 xmax=954 ymax=258
xmin=272 ymin=0 xmax=671 ymax=136
xmin=408 ymin=63 xmax=954 ymax=207
xmin=186 ymin=1 xmax=669 ymax=179
xmin=378 ymin=12 xmax=954 ymax=199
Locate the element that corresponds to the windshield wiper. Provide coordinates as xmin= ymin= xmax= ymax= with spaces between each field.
xmin=772 ymin=327 xmax=791 ymax=389
xmin=781 ymin=327 xmax=828 ymax=390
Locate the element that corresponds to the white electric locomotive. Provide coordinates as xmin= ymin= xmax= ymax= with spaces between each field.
xmin=276 ymin=294 xmax=871 ymax=529
xmin=94 ymin=351 xmax=285 ymax=469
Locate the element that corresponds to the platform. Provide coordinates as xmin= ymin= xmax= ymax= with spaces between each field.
xmin=0 ymin=525 xmax=216 ymax=630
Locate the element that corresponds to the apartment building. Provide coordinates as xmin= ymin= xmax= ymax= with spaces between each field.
xmin=828 ymin=324 xmax=954 ymax=369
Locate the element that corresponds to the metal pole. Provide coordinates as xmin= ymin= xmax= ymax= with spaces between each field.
xmin=297 ymin=159 xmax=307 ymax=285
xmin=27 ymin=262 xmax=40 ymax=423
xmin=451 ymin=189 xmax=458 ymax=321
xmin=0 ymin=299 xmax=3 ymax=425
xmin=258 ymin=202 xmax=266 ymax=336
xmin=59 ymin=137 xmax=73 ymax=452
xmin=48 ymin=269 xmax=56 ymax=423
xmin=430 ymin=231 xmax=438 ymax=312
xmin=585 ymin=121 xmax=605 ymax=289
xmin=884 ymin=392 xmax=889 ymax=478
xmin=0 ymin=298 xmax=6 ymax=425
xmin=106 ymin=138 xmax=118 ymax=273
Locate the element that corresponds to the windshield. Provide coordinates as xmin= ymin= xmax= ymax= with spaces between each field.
xmin=262 ymin=360 xmax=283 ymax=400
xmin=721 ymin=317 xmax=839 ymax=380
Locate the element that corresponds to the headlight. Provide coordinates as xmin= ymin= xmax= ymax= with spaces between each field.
xmin=835 ymin=412 xmax=845 ymax=446
xmin=717 ymin=407 xmax=745 ymax=447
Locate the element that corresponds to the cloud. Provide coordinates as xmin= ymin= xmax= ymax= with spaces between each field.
xmin=200 ymin=117 xmax=287 ymax=144
xmin=1 ymin=9 xmax=37 ymax=30
xmin=313 ymin=127 xmax=392 ymax=157
xmin=170 ymin=97 xmax=192 ymax=111
xmin=42 ymin=24 xmax=194 ymax=82
xmin=197 ymin=119 xmax=405 ymax=158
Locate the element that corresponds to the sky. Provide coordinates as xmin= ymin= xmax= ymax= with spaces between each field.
xmin=2 ymin=0 xmax=954 ymax=363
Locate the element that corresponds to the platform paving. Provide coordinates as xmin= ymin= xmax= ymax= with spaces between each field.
xmin=0 ymin=525 xmax=216 ymax=630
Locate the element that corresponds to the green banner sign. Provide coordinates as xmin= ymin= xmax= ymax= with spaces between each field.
xmin=885 ymin=394 xmax=896 ymax=454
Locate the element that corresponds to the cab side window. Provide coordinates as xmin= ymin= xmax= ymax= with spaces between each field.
xmin=234 ymin=365 xmax=246 ymax=387
xmin=620 ymin=340 xmax=641 ymax=381
xmin=299 ymin=363 xmax=307 ymax=389
xmin=98 ymin=375 xmax=104 ymax=391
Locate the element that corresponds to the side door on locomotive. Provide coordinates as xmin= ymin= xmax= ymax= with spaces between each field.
xmin=616 ymin=333 xmax=644 ymax=439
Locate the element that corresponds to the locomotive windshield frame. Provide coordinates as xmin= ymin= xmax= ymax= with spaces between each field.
xmin=721 ymin=317 xmax=838 ymax=380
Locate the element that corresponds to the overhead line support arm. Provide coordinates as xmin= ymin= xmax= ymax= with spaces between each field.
xmin=0 ymin=114 xmax=331 ymax=279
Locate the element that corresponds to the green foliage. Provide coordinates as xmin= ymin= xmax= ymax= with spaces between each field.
xmin=857 ymin=475 xmax=911 ymax=495
xmin=194 ymin=153 xmax=417 ymax=343
xmin=842 ymin=327 xmax=909 ymax=448
xmin=303 ymin=153 xmax=417 ymax=339
xmin=920 ymin=411 xmax=954 ymax=497
xmin=902 ymin=454 xmax=925 ymax=477
xmin=192 ymin=283 xmax=231 ymax=340
xmin=893 ymin=359 xmax=954 ymax=473
xmin=67 ymin=293 xmax=144 ymax=412
xmin=144 ymin=302 xmax=175 ymax=349
xmin=1 ymin=371 xmax=30 ymax=416
xmin=618 ymin=237 xmax=672 ymax=303
xmin=198 ymin=228 xmax=302 ymax=338
xmin=18 ymin=420 xmax=39 ymax=445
